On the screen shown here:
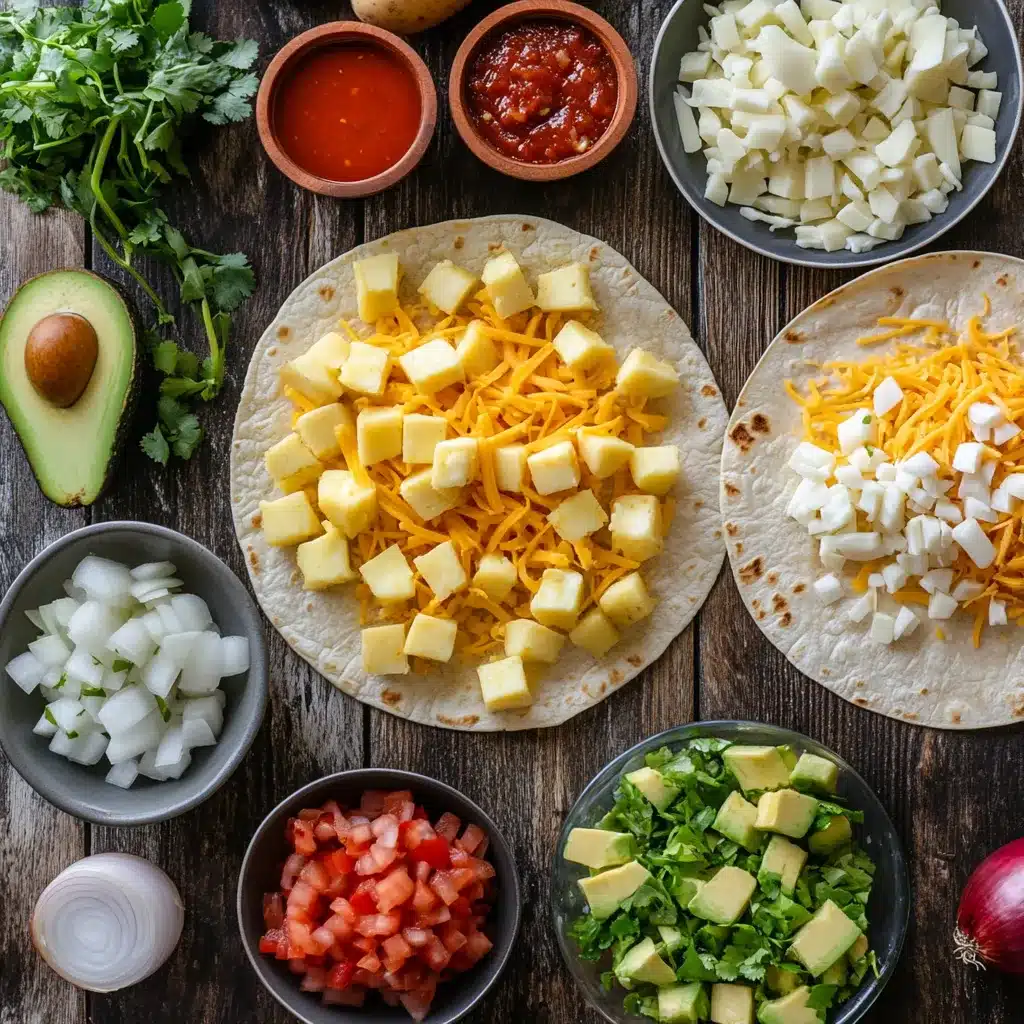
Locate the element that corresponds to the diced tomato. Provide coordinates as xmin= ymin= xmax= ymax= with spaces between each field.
xmin=323 ymin=986 xmax=366 ymax=1006
xmin=440 ymin=922 xmax=468 ymax=953
xmin=463 ymin=929 xmax=494 ymax=965
xmin=356 ymin=912 xmax=402 ymax=937
xmin=450 ymin=896 xmax=473 ymax=919
xmin=297 ymin=807 xmax=321 ymax=822
xmin=376 ymin=867 xmax=416 ymax=912
xmin=402 ymin=926 xmax=431 ymax=948
xmin=456 ymin=823 xmax=487 ymax=855
xmin=311 ymin=925 xmax=335 ymax=951
xmin=280 ymin=853 xmax=305 ymax=891
xmin=360 ymin=790 xmax=388 ymax=818
xmin=434 ymin=812 xmax=460 ymax=842
xmin=259 ymin=929 xmax=284 ymax=955
xmin=401 ymin=819 xmax=436 ymax=851
xmin=429 ymin=870 xmax=460 ymax=906
xmin=323 ymin=913 xmax=353 ymax=940
xmin=349 ymin=881 xmax=378 ymax=915
xmin=412 ymin=879 xmax=440 ymax=913
xmin=329 ymin=896 xmax=358 ymax=922
xmin=300 ymin=965 xmax=328 ymax=992
xmin=263 ymin=892 xmax=285 ymax=930
xmin=327 ymin=849 xmax=355 ymax=875
xmin=326 ymin=960 xmax=356 ymax=990
xmin=358 ymin=953 xmax=382 ymax=973
xmin=413 ymin=860 xmax=431 ymax=883
xmin=314 ymin=817 xmax=337 ymax=842
xmin=357 ymin=842 xmax=399 ymax=876
xmin=299 ymin=859 xmax=330 ymax=892
xmin=383 ymin=790 xmax=414 ymax=816
xmin=400 ymin=983 xmax=436 ymax=1023
xmin=288 ymin=818 xmax=318 ymax=856
xmin=409 ymin=836 xmax=450 ymax=870
xmin=287 ymin=880 xmax=319 ymax=917
xmin=414 ymin=905 xmax=451 ymax=927
xmin=345 ymin=823 xmax=374 ymax=853
xmin=289 ymin=957 xmax=307 ymax=975
xmin=351 ymin=934 xmax=379 ymax=954
xmin=412 ymin=805 xmax=429 ymax=820
xmin=420 ymin=933 xmax=451 ymax=972
xmin=382 ymin=933 xmax=414 ymax=972
xmin=451 ymin=867 xmax=477 ymax=892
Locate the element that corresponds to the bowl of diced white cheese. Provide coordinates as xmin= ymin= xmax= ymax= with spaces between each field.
xmin=650 ymin=0 xmax=1022 ymax=267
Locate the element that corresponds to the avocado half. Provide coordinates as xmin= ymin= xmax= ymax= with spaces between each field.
xmin=0 ymin=269 xmax=139 ymax=507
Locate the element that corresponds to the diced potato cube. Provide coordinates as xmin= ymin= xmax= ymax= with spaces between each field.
xmin=610 ymin=495 xmax=663 ymax=561
xmin=630 ymin=446 xmax=682 ymax=495
xmin=481 ymin=251 xmax=535 ymax=319
xmin=960 ymin=124 xmax=996 ymax=164
xmin=399 ymin=469 xmax=462 ymax=521
xmin=477 ymin=655 xmax=533 ymax=711
xmin=616 ymin=349 xmax=680 ymax=399
xmin=357 ymin=406 xmax=404 ymax=466
xmin=570 ymin=608 xmax=620 ymax=658
xmin=413 ymin=541 xmax=468 ymax=601
xmin=552 ymin=321 xmax=616 ymax=373
xmin=359 ymin=544 xmax=416 ymax=602
xmin=527 ymin=440 xmax=580 ymax=495
xmin=264 ymin=432 xmax=323 ymax=493
xmin=536 ymin=262 xmax=600 ymax=313
xmin=296 ymin=522 xmax=356 ymax=589
xmin=399 ymin=338 xmax=465 ymax=395
xmin=599 ymin=572 xmax=656 ymax=628
xmin=472 ymin=553 xmax=518 ymax=601
xmin=530 ymin=569 xmax=585 ymax=630
xmin=418 ymin=259 xmax=477 ymax=315
xmin=504 ymin=619 xmax=565 ymax=663
xmin=362 ymin=623 xmax=409 ymax=675
xmin=456 ymin=320 xmax=500 ymax=379
xmin=260 ymin=492 xmax=322 ymax=547
xmin=432 ymin=437 xmax=479 ymax=489
xmin=339 ymin=341 xmax=389 ymax=396
xmin=402 ymin=414 xmax=447 ymax=465
xmin=353 ymin=253 xmax=400 ymax=323
xmin=279 ymin=332 xmax=349 ymax=404
xmin=578 ymin=431 xmax=635 ymax=479
xmin=547 ymin=489 xmax=609 ymax=543
xmin=403 ymin=613 xmax=457 ymax=662
xmin=318 ymin=469 xmax=378 ymax=538
xmin=295 ymin=402 xmax=353 ymax=461
xmin=495 ymin=444 xmax=527 ymax=492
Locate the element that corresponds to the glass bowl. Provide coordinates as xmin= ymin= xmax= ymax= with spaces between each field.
xmin=551 ymin=721 xmax=909 ymax=1024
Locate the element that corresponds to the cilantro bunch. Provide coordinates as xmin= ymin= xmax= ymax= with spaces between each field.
xmin=0 ymin=0 xmax=259 ymax=462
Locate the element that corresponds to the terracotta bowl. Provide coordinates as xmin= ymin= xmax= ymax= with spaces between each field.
xmin=449 ymin=1 xmax=638 ymax=182
xmin=256 ymin=22 xmax=438 ymax=199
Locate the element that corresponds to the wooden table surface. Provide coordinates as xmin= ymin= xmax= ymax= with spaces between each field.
xmin=2 ymin=1 xmax=1024 ymax=1022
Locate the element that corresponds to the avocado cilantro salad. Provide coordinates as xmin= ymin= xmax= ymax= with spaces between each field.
xmin=565 ymin=739 xmax=879 ymax=1024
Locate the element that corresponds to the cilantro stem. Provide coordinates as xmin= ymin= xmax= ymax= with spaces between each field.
xmin=200 ymin=298 xmax=224 ymax=394
xmin=91 ymin=214 xmax=172 ymax=324
xmin=90 ymin=118 xmax=132 ymax=244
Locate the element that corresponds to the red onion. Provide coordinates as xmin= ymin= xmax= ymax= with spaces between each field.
xmin=955 ymin=839 xmax=1024 ymax=973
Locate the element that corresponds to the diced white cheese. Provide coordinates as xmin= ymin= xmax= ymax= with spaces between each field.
xmin=952 ymin=580 xmax=986 ymax=603
xmin=977 ymin=89 xmax=1002 ymax=121
xmin=823 ymin=128 xmax=858 ymax=159
xmin=901 ymin=452 xmax=940 ymax=480
xmin=928 ymin=591 xmax=959 ymax=620
xmin=869 ymin=612 xmax=896 ymax=644
xmin=952 ymin=442 xmax=984 ymax=473
xmin=789 ymin=442 xmax=837 ymax=481
xmin=873 ymin=376 xmax=904 ymax=417
xmin=960 ymin=124 xmax=997 ymax=164
xmin=875 ymin=120 xmax=920 ymax=168
xmin=680 ymin=50 xmax=713 ymax=82
xmin=893 ymin=605 xmax=920 ymax=640
xmin=990 ymin=599 xmax=1008 ymax=627
xmin=964 ymin=497 xmax=998 ymax=523
xmin=952 ymin=518 xmax=997 ymax=569
xmin=673 ymin=90 xmax=703 ymax=154
xmin=837 ymin=410 xmax=876 ymax=454
xmin=882 ymin=561 xmax=908 ymax=593
xmin=833 ymin=532 xmax=884 ymax=560
xmin=835 ymin=464 xmax=866 ymax=490
xmin=847 ymin=593 xmax=875 ymax=623
xmin=813 ymin=574 xmax=844 ymax=605
xmin=920 ymin=568 xmax=954 ymax=595
xmin=967 ymin=70 xmax=998 ymax=90
xmin=969 ymin=402 xmax=1006 ymax=428
xmin=934 ymin=499 xmax=963 ymax=525
xmin=857 ymin=480 xmax=885 ymax=520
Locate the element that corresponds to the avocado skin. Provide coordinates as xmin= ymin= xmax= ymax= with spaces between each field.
xmin=0 ymin=269 xmax=141 ymax=507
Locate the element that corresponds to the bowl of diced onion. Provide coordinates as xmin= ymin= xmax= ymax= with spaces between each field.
xmin=650 ymin=0 xmax=1022 ymax=268
xmin=0 ymin=521 xmax=268 ymax=826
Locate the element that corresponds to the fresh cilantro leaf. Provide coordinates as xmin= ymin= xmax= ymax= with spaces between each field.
xmin=807 ymin=984 xmax=838 ymax=1011
xmin=155 ymin=695 xmax=171 ymax=722
xmin=151 ymin=1 xmax=186 ymax=40
xmin=153 ymin=340 xmax=181 ymax=375
xmin=80 ymin=685 xmax=106 ymax=697
xmin=219 ymin=38 xmax=258 ymax=70
xmin=44 ymin=707 xmax=57 ymax=726
xmin=111 ymin=658 xmax=132 ymax=672
xmin=141 ymin=425 xmax=170 ymax=465
xmin=170 ymin=413 xmax=202 ymax=459
xmin=66 ymin=730 xmax=79 ymax=739
xmin=678 ymin=942 xmax=718 ymax=982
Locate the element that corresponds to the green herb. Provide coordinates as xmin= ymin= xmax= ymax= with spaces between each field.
xmin=54 ymin=672 xmax=66 ymax=688
xmin=0 ymin=0 xmax=258 ymax=463
xmin=111 ymin=657 xmax=133 ymax=672
xmin=862 ymin=415 xmax=872 ymax=424
xmin=865 ymin=445 xmax=874 ymax=456
xmin=80 ymin=684 xmax=106 ymax=697
xmin=43 ymin=707 xmax=57 ymax=725
xmin=154 ymin=694 xmax=171 ymax=721
xmin=66 ymin=730 xmax=79 ymax=739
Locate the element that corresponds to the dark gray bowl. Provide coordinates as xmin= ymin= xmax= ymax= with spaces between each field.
xmin=552 ymin=721 xmax=910 ymax=1024
xmin=651 ymin=0 xmax=1023 ymax=268
xmin=0 ymin=521 xmax=268 ymax=826
xmin=238 ymin=769 xmax=521 ymax=1024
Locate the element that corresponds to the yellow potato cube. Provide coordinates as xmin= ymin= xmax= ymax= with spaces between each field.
xmin=279 ymin=332 xmax=349 ymax=404
xmin=359 ymin=544 xmax=416 ymax=602
xmin=552 ymin=321 xmax=615 ymax=372
xmin=264 ymin=432 xmax=323 ymax=493
xmin=362 ymin=623 xmax=409 ymax=675
xmin=547 ymin=489 xmax=609 ymax=543
xmin=495 ymin=444 xmax=527 ymax=492
xmin=569 ymin=608 xmax=620 ymax=658
xmin=472 ymin=553 xmax=518 ymax=601
xmin=295 ymin=403 xmax=353 ymax=461
xmin=353 ymin=253 xmax=400 ymax=323
xmin=616 ymin=349 xmax=680 ymax=399
xmin=455 ymin=320 xmax=500 ymax=379
xmin=527 ymin=440 xmax=580 ymax=495
xmin=260 ymin=492 xmax=323 ymax=547
xmin=296 ymin=522 xmax=357 ymax=589
xmin=610 ymin=495 xmax=663 ymax=561
xmin=413 ymin=541 xmax=468 ymax=601
xmin=403 ymin=414 xmax=447 ymax=464
xmin=339 ymin=341 xmax=390 ymax=396
xmin=418 ymin=259 xmax=477 ymax=315
xmin=504 ymin=619 xmax=565 ymax=663
xmin=578 ymin=430 xmax=635 ymax=479
xmin=399 ymin=339 xmax=464 ymax=395
xmin=530 ymin=569 xmax=585 ymax=630
xmin=432 ymin=437 xmax=479 ymax=489
xmin=631 ymin=445 xmax=681 ymax=495
xmin=318 ymin=470 xmax=378 ymax=538
xmin=536 ymin=262 xmax=600 ymax=313
xmin=481 ymin=251 xmax=536 ymax=319
xmin=403 ymin=613 xmax=458 ymax=662
xmin=357 ymin=406 xmax=404 ymax=466
xmin=399 ymin=469 xmax=462 ymax=521
xmin=599 ymin=572 xmax=657 ymax=628
xmin=478 ymin=655 xmax=533 ymax=712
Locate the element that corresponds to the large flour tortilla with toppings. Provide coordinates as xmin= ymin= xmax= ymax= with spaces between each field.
xmin=722 ymin=251 xmax=1024 ymax=730
xmin=231 ymin=216 xmax=728 ymax=731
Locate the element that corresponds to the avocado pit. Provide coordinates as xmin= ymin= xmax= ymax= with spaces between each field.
xmin=24 ymin=312 xmax=99 ymax=408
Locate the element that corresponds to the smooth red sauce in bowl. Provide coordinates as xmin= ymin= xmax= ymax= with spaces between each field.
xmin=273 ymin=44 xmax=422 ymax=182
xmin=466 ymin=20 xmax=618 ymax=165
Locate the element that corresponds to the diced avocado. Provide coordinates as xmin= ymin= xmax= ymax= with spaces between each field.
xmin=658 ymin=925 xmax=685 ymax=953
xmin=697 ymin=924 xmax=731 ymax=955
xmin=757 ymin=987 xmax=818 ymax=1024
xmin=723 ymin=746 xmax=792 ymax=793
xmin=578 ymin=860 xmax=651 ymax=920
xmin=759 ymin=835 xmax=808 ymax=895
xmin=713 ymin=791 xmax=763 ymax=852
xmin=822 ymin=958 xmax=848 ymax=986
xmin=789 ymin=753 xmax=839 ymax=795
xmin=676 ymin=877 xmax=704 ymax=907
xmin=627 ymin=766 xmax=680 ymax=811
xmin=615 ymin=937 xmax=678 ymax=987
xmin=789 ymin=899 xmax=862 ymax=976
xmin=564 ymin=827 xmax=635 ymax=869
xmin=755 ymin=790 xmax=819 ymax=839
xmin=808 ymin=815 xmax=853 ymax=856
xmin=659 ymin=982 xmax=709 ymax=1023
xmin=848 ymin=933 xmax=869 ymax=964
xmin=765 ymin=965 xmax=801 ymax=997
xmin=710 ymin=982 xmax=754 ymax=1024
xmin=689 ymin=866 xmax=757 ymax=926
xmin=776 ymin=745 xmax=799 ymax=773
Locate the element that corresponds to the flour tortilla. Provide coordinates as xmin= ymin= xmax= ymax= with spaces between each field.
xmin=722 ymin=251 xmax=1024 ymax=730
xmin=231 ymin=216 xmax=728 ymax=731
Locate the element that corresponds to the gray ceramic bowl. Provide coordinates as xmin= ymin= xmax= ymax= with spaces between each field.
xmin=552 ymin=721 xmax=910 ymax=1024
xmin=238 ymin=769 xmax=521 ymax=1024
xmin=650 ymin=0 xmax=1023 ymax=268
xmin=0 ymin=521 xmax=268 ymax=826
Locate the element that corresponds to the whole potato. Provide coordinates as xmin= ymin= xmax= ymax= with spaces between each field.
xmin=351 ymin=0 xmax=472 ymax=35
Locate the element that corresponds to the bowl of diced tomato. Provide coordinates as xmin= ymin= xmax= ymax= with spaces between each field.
xmin=237 ymin=769 xmax=521 ymax=1024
